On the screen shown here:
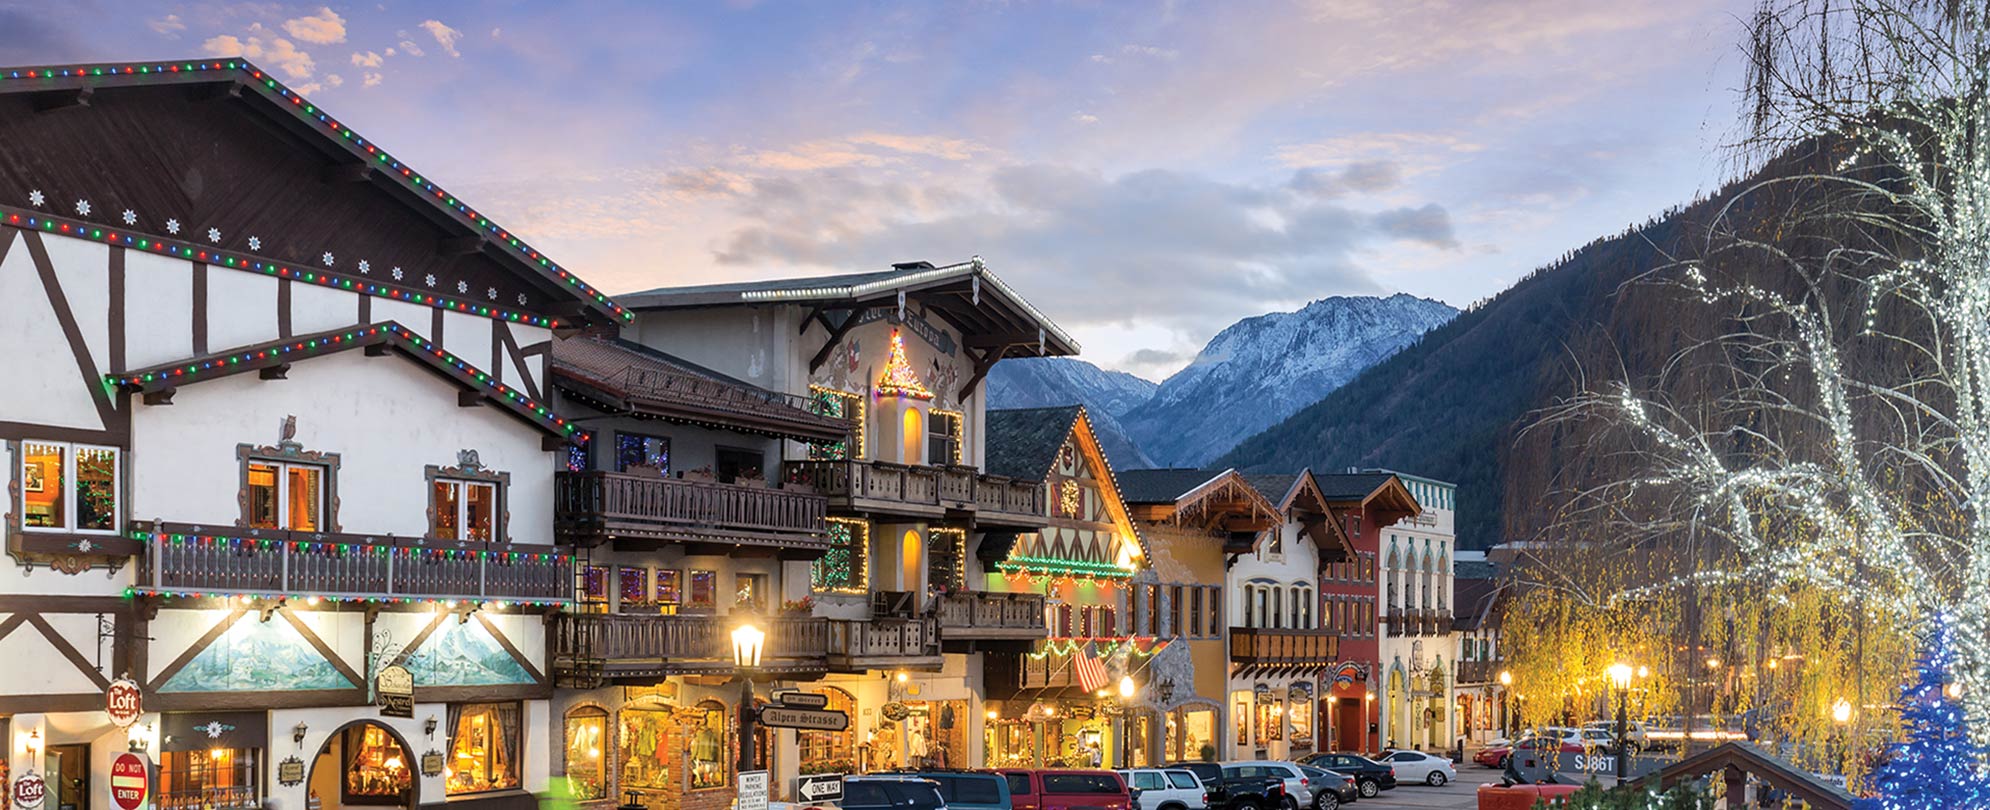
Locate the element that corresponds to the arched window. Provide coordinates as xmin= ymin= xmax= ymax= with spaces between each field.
xmin=1404 ymin=549 xmax=1418 ymax=609
xmin=1420 ymin=542 xmax=1434 ymax=609
xmin=563 ymin=706 xmax=608 ymax=801
xmin=1437 ymin=551 xmax=1450 ymax=609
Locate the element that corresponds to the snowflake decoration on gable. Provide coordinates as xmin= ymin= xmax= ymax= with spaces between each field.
xmin=27 ymin=189 xmax=44 ymax=207
xmin=424 ymin=273 xmax=436 ymax=288
xmin=487 ymin=287 xmax=497 ymax=300
xmin=457 ymin=280 xmax=468 ymax=293
xmin=391 ymin=266 xmax=404 ymax=281
xmin=165 ymin=218 xmax=181 ymax=235
xmin=247 ymin=236 xmax=262 ymax=251
xmin=206 ymin=227 xmax=222 ymax=243
xmin=75 ymin=199 xmax=91 ymax=216
xmin=321 ymin=251 xmax=335 ymax=266
xmin=122 ymin=209 xmax=137 ymax=226
xmin=358 ymin=259 xmax=370 ymax=274
xmin=516 ymin=293 xmax=528 ymax=305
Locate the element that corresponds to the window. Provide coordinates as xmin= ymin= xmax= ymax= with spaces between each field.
xmin=688 ymin=701 xmax=729 ymax=789
xmin=446 ymin=703 xmax=520 ymax=795
xmin=1041 ymin=775 xmax=1122 ymax=794
xmin=432 ymin=478 xmax=499 ymax=541
xmin=246 ymin=460 xmax=326 ymax=531
xmin=563 ymin=708 xmax=607 ymax=800
xmin=846 ymin=782 xmax=890 ymax=807
xmin=615 ymin=433 xmax=670 ymax=476
xmin=342 ymin=724 xmax=412 ymax=805
xmin=20 ymin=441 xmax=120 ymax=533
xmin=928 ymin=410 xmax=962 ymax=465
xmin=1189 ymin=588 xmax=1204 ymax=638
xmin=933 ymin=775 xmax=1003 ymax=805
xmin=1146 ymin=585 xmax=1163 ymax=635
xmin=1208 ymin=587 xmax=1222 ymax=636
xmin=736 ymin=573 xmax=767 ymax=611
xmin=716 ymin=446 xmax=766 ymax=484
xmin=808 ymin=387 xmax=863 ymax=461
xmin=656 ymin=570 xmax=682 ymax=607
xmin=813 ymin=518 xmax=869 ymax=593
xmin=619 ymin=567 xmax=649 ymax=610
xmin=1004 ymin=773 xmax=1034 ymax=796
xmin=1168 ymin=586 xmax=1183 ymax=637
xmin=159 ymin=748 xmax=259 ymax=810
xmin=798 ymin=688 xmax=856 ymax=775
xmin=689 ymin=570 xmax=717 ymax=608
xmin=1167 ymin=772 xmax=1199 ymax=789
xmin=886 ymin=783 xmax=945 ymax=810
xmin=1131 ymin=772 xmax=1164 ymax=790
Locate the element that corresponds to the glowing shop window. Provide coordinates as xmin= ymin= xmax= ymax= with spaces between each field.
xmin=446 ymin=703 xmax=520 ymax=795
xmin=20 ymin=441 xmax=121 ymax=533
xmin=564 ymin=708 xmax=608 ymax=801
xmin=433 ymin=478 xmax=499 ymax=541
xmin=246 ymin=460 xmax=325 ymax=531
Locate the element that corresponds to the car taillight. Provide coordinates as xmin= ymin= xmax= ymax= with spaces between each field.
xmin=1299 ymin=779 xmax=1308 ymax=786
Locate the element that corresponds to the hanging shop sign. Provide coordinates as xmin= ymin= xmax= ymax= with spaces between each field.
xmin=161 ymin=712 xmax=267 ymax=752
xmin=277 ymin=756 xmax=306 ymax=787
xmin=1331 ymin=663 xmax=1364 ymax=687
xmin=421 ymin=751 xmax=445 ymax=777
xmin=106 ymin=678 xmax=143 ymax=728
xmin=14 ymin=770 xmax=47 ymax=810
xmin=881 ymin=702 xmax=910 ymax=722
xmin=377 ymin=665 xmax=414 ymax=718
xmin=1254 ymin=684 xmax=1275 ymax=703
xmin=1063 ymin=705 xmax=1096 ymax=721
xmin=1288 ymin=682 xmax=1313 ymax=704
xmin=108 ymin=753 xmax=149 ymax=810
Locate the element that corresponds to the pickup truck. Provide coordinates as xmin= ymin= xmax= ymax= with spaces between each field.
xmin=1000 ymin=769 xmax=1134 ymax=810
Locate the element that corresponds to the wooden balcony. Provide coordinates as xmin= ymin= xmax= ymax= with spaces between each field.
xmin=552 ymin=613 xmax=829 ymax=686
xmin=137 ymin=523 xmax=569 ymax=603
xmin=784 ymin=460 xmax=1046 ymax=526
xmin=1387 ymin=608 xmax=1422 ymax=637
xmin=1017 ymin=645 xmax=1080 ymax=690
xmin=1457 ymin=659 xmax=1505 ymax=685
xmin=555 ymin=471 xmax=829 ymax=555
xmin=826 ymin=616 xmax=943 ymax=672
xmin=936 ymin=592 xmax=1049 ymax=641
xmin=1229 ymin=627 xmax=1340 ymax=668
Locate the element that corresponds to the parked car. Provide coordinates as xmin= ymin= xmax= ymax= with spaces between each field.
xmin=1294 ymin=765 xmax=1354 ymax=808
xmin=1118 ymin=768 xmax=1209 ymax=810
xmin=1164 ymin=762 xmax=1224 ymax=789
xmin=1582 ymin=720 xmax=1651 ymax=753
xmin=1000 ymin=769 xmax=1134 ymax=810
xmin=899 ymin=770 xmax=1012 ymax=810
xmin=1376 ymin=750 xmax=1455 ymax=786
xmin=1221 ymin=761 xmax=1313 ymax=810
xmin=1208 ymin=765 xmax=1290 ymax=810
xmin=841 ymin=775 xmax=947 ymax=810
xmin=1293 ymin=753 xmax=1397 ymax=799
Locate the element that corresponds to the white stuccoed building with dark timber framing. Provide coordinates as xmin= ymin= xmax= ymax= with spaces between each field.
xmin=0 ymin=58 xmax=628 ymax=810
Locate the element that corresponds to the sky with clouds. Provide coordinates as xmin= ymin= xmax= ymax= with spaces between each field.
xmin=1 ymin=0 xmax=1756 ymax=379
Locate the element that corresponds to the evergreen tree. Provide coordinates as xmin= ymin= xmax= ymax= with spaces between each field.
xmin=1859 ymin=614 xmax=1990 ymax=810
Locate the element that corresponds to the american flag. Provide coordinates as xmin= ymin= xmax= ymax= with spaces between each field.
xmin=1074 ymin=641 xmax=1110 ymax=692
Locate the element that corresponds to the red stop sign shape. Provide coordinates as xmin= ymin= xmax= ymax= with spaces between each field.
xmin=109 ymin=754 xmax=148 ymax=810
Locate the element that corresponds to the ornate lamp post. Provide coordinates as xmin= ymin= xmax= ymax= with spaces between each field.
xmin=1117 ymin=676 xmax=1139 ymax=768
xmin=1608 ymin=663 xmax=1633 ymax=786
xmin=732 ymin=623 xmax=766 ymax=776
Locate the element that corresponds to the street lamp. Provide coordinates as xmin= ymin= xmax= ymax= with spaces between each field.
xmin=1498 ymin=671 xmax=1513 ymax=739
xmin=1608 ymin=663 xmax=1634 ymax=786
xmin=732 ymin=623 xmax=766 ymax=776
xmin=1117 ymin=676 xmax=1139 ymax=767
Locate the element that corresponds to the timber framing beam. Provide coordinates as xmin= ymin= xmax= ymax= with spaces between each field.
xmin=807 ymin=309 xmax=868 ymax=373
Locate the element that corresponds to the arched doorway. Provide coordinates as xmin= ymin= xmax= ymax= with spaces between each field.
xmin=1386 ymin=668 xmax=1407 ymax=749
xmin=307 ymin=720 xmax=418 ymax=810
xmin=900 ymin=529 xmax=923 ymax=591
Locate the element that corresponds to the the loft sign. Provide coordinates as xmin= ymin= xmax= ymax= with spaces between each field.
xmin=106 ymin=678 xmax=143 ymax=728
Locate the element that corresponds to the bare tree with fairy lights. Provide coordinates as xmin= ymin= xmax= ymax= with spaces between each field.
xmin=1536 ymin=0 xmax=1990 ymax=748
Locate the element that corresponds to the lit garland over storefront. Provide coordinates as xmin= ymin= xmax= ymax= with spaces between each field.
xmin=995 ymin=554 xmax=1136 ymax=580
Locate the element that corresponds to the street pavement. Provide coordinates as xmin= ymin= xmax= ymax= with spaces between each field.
xmin=1339 ymin=761 xmax=1509 ymax=810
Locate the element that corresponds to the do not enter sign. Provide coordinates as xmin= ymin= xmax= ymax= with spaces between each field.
xmin=109 ymin=753 xmax=148 ymax=810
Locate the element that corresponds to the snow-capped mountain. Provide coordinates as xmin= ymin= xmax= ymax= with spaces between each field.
xmin=985 ymin=357 xmax=1159 ymax=468
xmin=1122 ymin=293 xmax=1459 ymax=467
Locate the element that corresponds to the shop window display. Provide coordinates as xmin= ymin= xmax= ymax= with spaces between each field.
xmin=342 ymin=725 xmax=412 ymax=805
xmin=564 ymin=708 xmax=608 ymax=801
xmin=1165 ymin=707 xmax=1217 ymax=762
xmin=689 ymin=701 xmax=730 ymax=789
xmin=618 ymin=707 xmax=675 ymax=798
xmin=446 ymin=703 xmax=520 ymax=795
xmin=159 ymin=749 xmax=259 ymax=810
xmin=798 ymin=688 xmax=856 ymax=775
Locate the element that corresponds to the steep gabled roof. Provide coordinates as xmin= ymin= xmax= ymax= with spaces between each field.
xmin=620 ymin=258 xmax=1080 ymax=358
xmin=112 ymin=322 xmax=578 ymax=440
xmin=1117 ymin=468 xmax=1229 ymax=504
xmin=551 ymin=336 xmax=849 ymax=444
xmin=1452 ymin=577 xmax=1503 ymax=630
xmin=0 ymin=58 xmax=627 ymax=328
xmin=985 ymin=406 xmax=1082 ymax=480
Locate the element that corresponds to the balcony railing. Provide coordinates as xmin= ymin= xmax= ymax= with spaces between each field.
xmin=555 ymin=471 xmax=828 ymax=548
xmin=1457 ymin=659 xmax=1505 ymax=684
xmin=1230 ymin=627 xmax=1340 ymax=666
xmin=137 ymin=524 xmax=569 ymax=602
xmin=1386 ymin=609 xmax=1415 ymax=637
xmin=826 ymin=616 xmax=942 ymax=670
xmin=936 ymin=592 xmax=1049 ymax=640
xmin=785 ymin=460 xmax=1045 ymax=524
xmin=553 ymin=613 xmax=829 ymax=683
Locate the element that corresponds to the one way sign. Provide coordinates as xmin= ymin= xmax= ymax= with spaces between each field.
xmin=797 ymin=774 xmax=843 ymax=804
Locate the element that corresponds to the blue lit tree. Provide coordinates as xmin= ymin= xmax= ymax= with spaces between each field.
xmin=1858 ymin=614 xmax=1990 ymax=810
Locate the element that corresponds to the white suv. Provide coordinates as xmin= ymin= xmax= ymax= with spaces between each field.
xmin=1582 ymin=720 xmax=1649 ymax=752
xmin=1118 ymin=769 xmax=1208 ymax=810
xmin=1222 ymin=761 xmax=1312 ymax=810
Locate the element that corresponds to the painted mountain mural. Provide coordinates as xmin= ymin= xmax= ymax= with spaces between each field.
xmin=403 ymin=618 xmax=535 ymax=686
xmin=160 ymin=613 xmax=355 ymax=692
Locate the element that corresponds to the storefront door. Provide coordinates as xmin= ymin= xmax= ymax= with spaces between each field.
xmin=48 ymin=744 xmax=87 ymax=810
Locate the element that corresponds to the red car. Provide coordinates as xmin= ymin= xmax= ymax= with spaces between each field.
xmin=999 ymin=769 xmax=1134 ymax=810
xmin=1474 ymin=737 xmax=1584 ymax=769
